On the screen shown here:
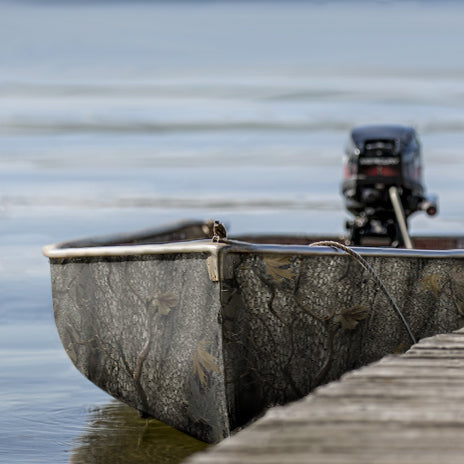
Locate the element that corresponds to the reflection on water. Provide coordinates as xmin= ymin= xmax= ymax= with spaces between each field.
xmin=69 ymin=401 xmax=208 ymax=464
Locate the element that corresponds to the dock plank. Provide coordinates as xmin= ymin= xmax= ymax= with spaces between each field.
xmin=185 ymin=329 xmax=464 ymax=464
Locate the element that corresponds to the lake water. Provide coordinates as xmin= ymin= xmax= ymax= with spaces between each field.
xmin=1 ymin=0 xmax=464 ymax=463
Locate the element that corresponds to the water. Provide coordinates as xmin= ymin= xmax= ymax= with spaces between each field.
xmin=1 ymin=0 xmax=464 ymax=462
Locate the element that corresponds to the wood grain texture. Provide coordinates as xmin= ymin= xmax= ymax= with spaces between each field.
xmin=186 ymin=328 xmax=464 ymax=463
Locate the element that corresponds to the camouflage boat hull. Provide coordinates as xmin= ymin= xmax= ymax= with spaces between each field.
xmin=43 ymin=221 xmax=464 ymax=443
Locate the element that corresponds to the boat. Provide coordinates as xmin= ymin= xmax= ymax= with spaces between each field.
xmin=43 ymin=125 xmax=464 ymax=443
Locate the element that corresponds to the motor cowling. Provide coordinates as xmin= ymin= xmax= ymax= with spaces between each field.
xmin=342 ymin=125 xmax=437 ymax=246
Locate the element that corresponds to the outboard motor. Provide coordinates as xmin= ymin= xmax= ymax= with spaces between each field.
xmin=342 ymin=125 xmax=438 ymax=247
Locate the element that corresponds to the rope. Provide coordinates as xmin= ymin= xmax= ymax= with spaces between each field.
xmin=309 ymin=241 xmax=417 ymax=344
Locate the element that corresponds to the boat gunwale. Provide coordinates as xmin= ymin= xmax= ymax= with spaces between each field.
xmin=42 ymin=238 xmax=464 ymax=260
xmin=42 ymin=239 xmax=226 ymax=259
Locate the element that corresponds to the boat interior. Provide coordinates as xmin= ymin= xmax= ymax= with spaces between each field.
xmin=50 ymin=220 xmax=464 ymax=252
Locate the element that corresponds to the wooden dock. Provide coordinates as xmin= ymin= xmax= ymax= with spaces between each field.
xmin=185 ymin=328 xmax=464 ymax=464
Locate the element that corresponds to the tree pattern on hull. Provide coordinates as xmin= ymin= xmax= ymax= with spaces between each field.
xmin=50 ymin=249 xmax=464 ymax=443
